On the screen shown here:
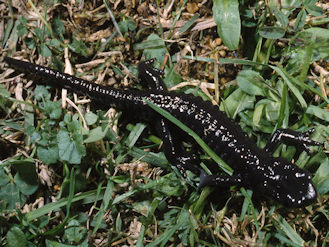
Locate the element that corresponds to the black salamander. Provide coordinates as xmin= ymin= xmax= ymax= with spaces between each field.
xmin=4 ymin=57 xmax=322 ymax=207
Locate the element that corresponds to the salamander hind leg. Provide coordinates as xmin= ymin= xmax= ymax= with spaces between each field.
xmin=265 ymin=128 xmax=322 ymax=154
xmin=169 ymin=152 xmax=200 ymax=178
xmin=139 ymin=59 xmax=200 ymax=177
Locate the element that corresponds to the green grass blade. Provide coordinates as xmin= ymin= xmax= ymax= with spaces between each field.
xmin=270 ymin=65 xmax=307 ymax=108
xmin=25 ymin=188 xmax=105 ymax=222
xmin=273 ymin=215 xmax=305 ymax=246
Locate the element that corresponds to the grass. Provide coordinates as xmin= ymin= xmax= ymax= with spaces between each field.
xmin=0 ymin=0 xmax=329 ymax=246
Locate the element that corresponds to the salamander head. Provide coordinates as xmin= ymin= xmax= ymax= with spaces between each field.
xmin=257 ymin=158 xmax=317 ymax=207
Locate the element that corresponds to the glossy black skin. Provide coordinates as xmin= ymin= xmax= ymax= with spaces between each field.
xmin=4 ymin=57 xmax=321 ymax=207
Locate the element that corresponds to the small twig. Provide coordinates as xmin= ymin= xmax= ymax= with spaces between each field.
xmin=313 ymin=62 xmax=329 ymax=78
xmin=65 ymin=97 xmax=89 ymax=130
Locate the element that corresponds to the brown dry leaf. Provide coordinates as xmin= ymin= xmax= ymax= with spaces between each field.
xmin=14 ymin=82 xmax=24 ymax=110
xmin=128 ymin=217 xmax=142 ymax=245
xmin=39 ymin=164 xmax=52 ymax=187
xmin=187 ymin=2 xmax=199 ymax=14
xmin=191 ymin=18 xmax=216 ymax=31
xmin=84 ymin=29 xmax=112 ymax=42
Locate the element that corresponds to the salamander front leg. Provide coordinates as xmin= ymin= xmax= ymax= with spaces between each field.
xmin=138 ymin=59 xmax=166 ymax=90
xmin=198 ymin=170 xmax=242 ymax=189
xmin=265 ymin=128 xmax=322 ymax=154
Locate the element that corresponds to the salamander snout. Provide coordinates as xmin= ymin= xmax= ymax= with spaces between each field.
xmin=260 ymin=158 xmax=317 ymax=207
xmin=279 ymin=171 xmax=317 ymax=207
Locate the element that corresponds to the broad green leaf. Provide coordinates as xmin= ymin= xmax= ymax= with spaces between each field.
xmin=132 ymin=200 xmax=152 ymax=216
xmin=237 ymin=70 xmax=265 ymax=96
xmin=313 ymin=158 xmax=329 ymax=195
xmin=14 ymin=173 xmax=38 ymax=196
xmin=295 ymin=27 xmax=329 ymax=41
xmin=163 ymin=66 xmax=182 ymax=88
xmin=34 ymin=27 xmax=44 ymax=41
xmin=305 ymin=2 xmax=324 ymax=16
xmin=5 ymin=121 xmax=24 ymax=131
xmin=298 ymin=42 xmax=313 ymax=83
xmin=294 ymin=9 xmax=306 ymax=31
xmin=280 ymin=0 xmax=302 ymax=15
xmin=24 ymin=37 xmax=36 ymax=49
xmin=0 ymin=168 xmax=10 ymax=186
xmin=0 ymin=84 xmax=10 ymax=97
xmin=271 ymin=6 xmax=289 ymax=28
xmin=154 ymin=173 xmax=185 ymax=197
xmin=220 ymin=88 xmax=255 ymax=119
xmin=64 ymin=219 xmax=88 ymax=244
xmin=30 ymin=130 xmax=41 ymax=144
xmin=6 ymin=226 xmax=27 ymax=247
xmin=45 ymin=239 xmax=76 ymax=247
xmin=265 ymin=101 xmax=280 ymax=121
xmin=12 ymin=160 xmax=38 ymax=195
xmin=45 ymin=39 xmax=62 ymax=49
xmin=66 ymin=117 xmax=81 ymax=132
xmin=37 ymin=145 xmax=59 ymax=164
xmin=135 ymin=33 xmax=166 ymax=50
xmin=53 ymin=16 xmax=65 ymax=37
xmin=84 ymin=126 xmax=108 ymax=143
xmin=213 ymin=0 xmax=241 ymax=50
xmin=118 ymin=18 xmax=136 ymax=33
xmin=84 ymin=112 xmax=98 ymax=126
xmin=39 ymin=43 xmax=52 ymax=57
xmin=34 ymin=85 xmax=50 ymax=101
xmin=306 ymin=105 xmax=329 ymax=122
xmin=0 ymin=183 xmax=22 ymax=209
xmin=44 ymin=101 xmax=62 ymax=119
xmin=128 ymin=147 xmax=167 ymax=166
xmin=68 ymin=37 xmax=89 ymax=57
xmin=141 ymin=33 xmax=168 ymax=63
xmin=259 ymin=26 xmax=285 ymax=39
xmin=253 ymin=103 xmax=264 ymax=127
xmin=57 ymin=130 xmax=86 ymax=164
